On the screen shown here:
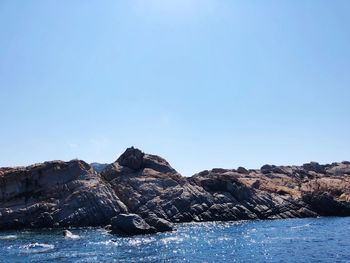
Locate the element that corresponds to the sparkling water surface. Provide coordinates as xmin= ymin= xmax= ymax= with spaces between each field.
xmin=1 ymin=217 xmax=349 ymax=263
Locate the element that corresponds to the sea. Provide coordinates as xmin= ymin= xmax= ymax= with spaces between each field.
xmin=0 ymin=217 xmax=349 ymax=263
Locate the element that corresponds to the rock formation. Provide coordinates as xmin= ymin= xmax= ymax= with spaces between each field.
xmin=0 ymin=160 xmax=126 ymax=229
xmin=1 ymin=147 xmax=350 ymax=235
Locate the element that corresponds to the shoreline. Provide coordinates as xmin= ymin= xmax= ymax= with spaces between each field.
xmin=1 ymin=147 xmax=350 ymax=235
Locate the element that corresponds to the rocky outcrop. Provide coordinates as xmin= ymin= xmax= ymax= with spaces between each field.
xmin=302 ymin=192 xmax=350 ymax=216
xmin=1 ymin=147 xmax=350 ymax=235
xmin=0 ymin=160 xmax=127 ymax=229
xmin=102 ymin=148 xmax=350 ymax=224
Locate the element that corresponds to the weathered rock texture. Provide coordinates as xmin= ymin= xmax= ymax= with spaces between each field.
xmin=110 ymin=213 xmax=157 ymax=235
xmin=0 ymin=160 xmax=126 ymax=229
xmin=1 ymin=147 xmax=350 ymax=234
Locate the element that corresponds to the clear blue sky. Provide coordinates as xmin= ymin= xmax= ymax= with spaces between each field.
xmin=0 ymin=1 xmax=349 ymax=176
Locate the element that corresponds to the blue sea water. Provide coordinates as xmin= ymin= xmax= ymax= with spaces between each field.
xmin=0 ymin=217 xmax=349 ymax=263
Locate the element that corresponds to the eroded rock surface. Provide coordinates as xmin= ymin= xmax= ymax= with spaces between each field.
xmin=1 ymin=147 xmax=350 ymax=234
xmin=0 ymin=160 xmax=127 ymax=229
xmin=102 ymin=148 xmax=350 ymax=223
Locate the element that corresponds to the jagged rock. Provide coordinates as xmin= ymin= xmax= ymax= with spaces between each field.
xmin=1 ymin=146 xmax=350 ymax=233
xmin=302 ymin=192 xmax=350 ymax=216
xmin=33 ymin=212 xmax=54 ymax=228
xmin=102 ymin=148 xmax=350 ymax=225
xmin=302 ymin=162 xmax=325 ymax=173
xmin=110 ymin=213 xmax=156 ymax=235
xmin=116 ymin=147 xmax=144 ymax=170
xmin=0 ymin=160 xmax=127 ymax=230
xmin=261 ymin=164 xmax=276 ymax=174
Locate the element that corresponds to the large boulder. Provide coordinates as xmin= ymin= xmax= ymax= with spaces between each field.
xmin=237 ymin=167 xmax=249 ymax=174
xmin=260 ymin=164 xmax=276 ymax=174
xmin=110 ymin=213 xmax=157 ymax=235
xmin=302 ymin=162 xmax=325 ymax=173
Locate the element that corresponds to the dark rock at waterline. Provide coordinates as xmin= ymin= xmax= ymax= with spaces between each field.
xmin=302 ymin=192 xmax=350 ymax=216
xmin=144 ymin=213 xmax=174 ymax=232
xmin=110 ymin=214 xmax=156 ymax=235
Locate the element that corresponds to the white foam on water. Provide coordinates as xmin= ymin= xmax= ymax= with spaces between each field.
xmin=90 ymin=240 xmax=119 ymax=246
xmin=64 ymin=234 xmax=81 ymax=240
xmin=290 ymin=223 xmax=311 ymax=229
xmin=20 ymin=243 xmax=55 ymax=253
xmin=0 ymin=235 xmax=17 ymax=240
xmin=128 ymin=239 xmax=142 ymax=246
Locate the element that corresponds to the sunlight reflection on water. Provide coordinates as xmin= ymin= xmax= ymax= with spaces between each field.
xmin=1 ymin=217 xmax=350 ymax=262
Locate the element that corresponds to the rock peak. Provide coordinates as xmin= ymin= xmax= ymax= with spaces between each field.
xmin=116 ymin=147 xmax=145 ymax=170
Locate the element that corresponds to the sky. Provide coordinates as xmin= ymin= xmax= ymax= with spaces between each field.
xmin=0 ymin=0 xmax=349 ymax=176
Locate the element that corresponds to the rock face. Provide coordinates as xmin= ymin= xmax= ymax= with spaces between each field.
xmin=0 ymin=160 xmax=127 ymax=229
xmin=1 ymin=147 xmax=350 ymax=235
xmin=101 ymin=148 xmax=350 ymax=223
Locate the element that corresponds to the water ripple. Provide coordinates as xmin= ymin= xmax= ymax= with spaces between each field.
xmin=0 ymin=217 xmax=350 ymax=262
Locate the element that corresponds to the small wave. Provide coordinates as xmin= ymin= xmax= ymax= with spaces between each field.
xmin=90 ymin=240 xmax=119 ymax=246
xmin=20 ymin=243 xmax=55 ymax=254
xmin=0 ymin=235 xmax=17 ymax=240
xmin=290 ymin=223 xmax=311 ymax=229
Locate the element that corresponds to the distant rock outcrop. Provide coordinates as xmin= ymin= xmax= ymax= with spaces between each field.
xmin=90 ymin=163 xmax=109 ymax=173
xmin=1 ymin=147 xmax=350 ymax=235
